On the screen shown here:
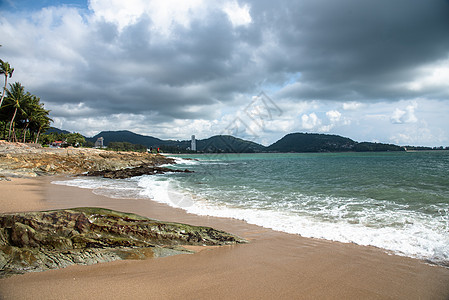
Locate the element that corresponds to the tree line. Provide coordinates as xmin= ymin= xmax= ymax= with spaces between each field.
xmin=39 ymin=132 xmax=88 ymax=148
xmin=0 ymin=55 xmax=52 ymax=143
xmin=107 ymin=142 xmax=147 ymax=152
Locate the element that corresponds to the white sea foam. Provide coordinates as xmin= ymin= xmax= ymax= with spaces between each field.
xmin=168 ymin=156 xmax=233 ymax=166
xmin=52 ymin=177 xmax=145 ymax=199
xmin=168 ymin=156 xmax=201 ymax=166
xmin=52 ymin=174 xmax=449 ymax=266
xmin=136 ymin=175 xmax=449 ymax=265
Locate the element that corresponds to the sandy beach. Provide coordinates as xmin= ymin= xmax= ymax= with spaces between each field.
xmin=1 ymin=176 xmax=449 ymax=299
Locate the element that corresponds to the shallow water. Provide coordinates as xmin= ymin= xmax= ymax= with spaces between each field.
xmin=53 ymin=151 xmax=449 ymax=266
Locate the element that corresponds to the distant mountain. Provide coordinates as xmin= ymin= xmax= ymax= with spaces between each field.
xmin=196 ymin=135 xmax=266 ymax=153
xmin=267 ymin=133 xmax=354 ymax=152
xmin=353 ymin=142 xmax=405 ymax=152
xmin=45 ymin=127 xmax=71 ymax=135
xmin=87 ymin=130 xmax=168 ymax=147
xmin=53 ymin=128 xmax=404 ymax=153
xmin=267 ymin=132 xmax=404 ymax=152
xmin=87 ymin=131 xmax=265 ymax=153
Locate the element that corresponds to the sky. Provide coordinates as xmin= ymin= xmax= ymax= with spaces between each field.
xmin=1 ymin=0 xmax=449 ymax=146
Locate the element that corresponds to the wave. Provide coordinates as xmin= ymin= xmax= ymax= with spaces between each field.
xmin=168 ymin=156 xmax=201 ymax=166
xmin=136 ymin=175 xmax=449 ymax=266
xmin=52 ymin=177 xmax=146 ymax=199
xmin=52 ymin=175 xmax=449 ymax=266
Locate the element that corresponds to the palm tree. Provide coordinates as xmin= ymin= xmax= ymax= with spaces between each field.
xmin=3 ymin=82 xmax=31 ymax=142
xmin=28 ymin=100 xmax=52 ymax=143
xmin=32 ymin=113 xmax=52 ymax=143
xmin=0 ymin=59 xmax=14 ymax=108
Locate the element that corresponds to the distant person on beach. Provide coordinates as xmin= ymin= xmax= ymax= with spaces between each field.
xmin=157 ymin=147 xmax=160 ymax=153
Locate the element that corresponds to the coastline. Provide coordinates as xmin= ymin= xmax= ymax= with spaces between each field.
xmin=1 ymin=176 xmax=449 ymax=299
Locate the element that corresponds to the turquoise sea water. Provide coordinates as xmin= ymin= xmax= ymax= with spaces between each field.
xmin=54 ymin=151 xmax=449 ymax=265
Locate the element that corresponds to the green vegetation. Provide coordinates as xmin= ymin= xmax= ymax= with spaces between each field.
xmin=267 ymin=133 xmax=355 ymax=152
xmin=65 ymin=132 xmax=87 ymax=147
xmin=404 ymin=145 xmax=449 ymax=151
xmin=107 ymin=141 xmax=147 ymax=152
xmin=85 ymin=130 xmax=413 ymax=153
xmin=353 ymin=142 xmax=404 ymax=152
xmin=88 ymin=130 xmax=165 ymax=147
xmin=39 ymin=131 xmax=87 ymax=147
xmin=196 ymin=135 xmax=265 ymax=153
xmin=158 ymin=144 xmax=197 ymax=153
xmin=0 ymin=58 xmax=14 ymax=108
xmin=88 ymin=131 xmax=266 ymax=153
xmin=0 ymin=56 xmax=53 ymax=143
xmin=267 ymin=133 xmax=405 ymax=152
xmin=0 ymin=82 xmax=52 ymax=143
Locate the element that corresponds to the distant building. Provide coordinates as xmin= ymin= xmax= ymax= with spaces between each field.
xmin=191 ymin=135 xmax=196 ymax=151
xmin=95 ymin=137 xmax=104 ymax=148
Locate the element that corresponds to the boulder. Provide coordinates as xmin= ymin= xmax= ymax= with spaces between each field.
xmin=84 ymin=165 xmax=193 ymax=179
xmin=0 ymin=208 xmax=247 ymax=277
xmin=0 ymin=141 xmax=176 ymax=178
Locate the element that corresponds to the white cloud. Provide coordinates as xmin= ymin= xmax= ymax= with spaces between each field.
xmin=89 ymin=0 xmax=208 ymax=34
xmin=89 ymin=0 xmax=145 ymax=30
xmin=326 ymin=110 xmax=341 ymax=123
xmin=405 ymin=58 xmax=449 ymax=92
xmin=342 ymin=102 xmax=363 ymax=111
xmin=318 ymin=125 xmax=333 ymax=132
xmin=389 ymin=121 xmax=446 ymax=146
xmin=222 ymin=1 xmax=252 ymax=27
xmin=390 ymin=101 xmax=418 ymax=124
xmin=48 ymin=102 xmax=94 ymax=117
xmin=301 ymin=113 xmax=321 ymax=130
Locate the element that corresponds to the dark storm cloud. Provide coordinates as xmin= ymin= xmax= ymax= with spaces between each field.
xmin=34 ymin=7 xmax=259 ymax=120
xmin=3 ymin=0 xmax=449 ymax=123
xmin=257 ymin=0 xmax=449 ymax=101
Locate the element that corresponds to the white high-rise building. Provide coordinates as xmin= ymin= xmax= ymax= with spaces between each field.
xmin=191 ymin=135 xmax=196 ymax=151
xmin=95 ymin=137 xmax=104 ymax=148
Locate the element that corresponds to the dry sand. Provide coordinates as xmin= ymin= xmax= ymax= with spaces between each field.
xmin=1 ymin=176 xmax=449 ymax=299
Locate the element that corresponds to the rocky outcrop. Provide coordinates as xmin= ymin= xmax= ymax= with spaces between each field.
xmin=0 ymin=141 xmax=175 ymax=178
xmin=84 ymin=165 xmax=193 ymax=179
xmin=0 ymin=208 xmax=247 ymax=277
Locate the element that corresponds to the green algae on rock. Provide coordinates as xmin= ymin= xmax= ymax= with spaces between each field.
xmin=0 ymin=207 xmax=247 ymax=277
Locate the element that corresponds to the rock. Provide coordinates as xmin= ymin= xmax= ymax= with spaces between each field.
xmin=0 ymin=141 xmax=176 ymax=178
xmin=0 ymin=208 xmax=247 ymax=277
xmin=84 ymin=165 xmax=193 ymax=179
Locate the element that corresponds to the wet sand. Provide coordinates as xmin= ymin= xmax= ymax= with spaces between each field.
xmin=1 ymin=177 xmax=449 ymax=299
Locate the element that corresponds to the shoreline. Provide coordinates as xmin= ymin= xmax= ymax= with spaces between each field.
xmin=1 ymin=176 xmax=449 ymax=299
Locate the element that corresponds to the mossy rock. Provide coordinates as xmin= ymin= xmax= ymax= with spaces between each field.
xmin=0 ymin=208 xmax=247 ymax=277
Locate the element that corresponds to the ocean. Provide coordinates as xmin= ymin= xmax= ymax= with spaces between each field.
xmin=53 ymin=151 xmax=449 ymax=266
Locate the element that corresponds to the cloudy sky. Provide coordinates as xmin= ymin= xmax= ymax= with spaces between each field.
xmin=1 ymin=0 xmax=449 ymax=146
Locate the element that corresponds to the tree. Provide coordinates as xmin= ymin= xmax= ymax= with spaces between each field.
xmin=0 ymin=82 xmax=52 ymax=143
xmin=23 ymin=95 xmax=52 ymax=143
xmin=30 ymin=109 xmax=52 ymax=143
xmin=0 ymin=56 xmax=52 ymax=142
xmin=0 ymin=59 xmax=14 ymax=108
xmin=18 ymin=95 xmax=39 ymax=142
xmin=3 ymin=82 xmax=31 ymax=141
xmin=65 ymin=133 xmax=85 ymax=147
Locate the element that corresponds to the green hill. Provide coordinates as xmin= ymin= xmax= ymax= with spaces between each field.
xmin=57 ymin=128 xmax=406 ymax=153
xmin=87 ymin=131 xmax=265 ymax=153
xmin=196 ymin=135 xmax=266 ymax=153
xmin=267 ymin=133 xmax=355 ymax=152
xmin=45 ymin=127 xmax=71 ymax=135
xmin=267 ymin=132 xmax=404 ymax=152
xmin=87 ymin=130 xmax=168 ymax=147
xmin=353 ymin=142 xmax=405 ymax=152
